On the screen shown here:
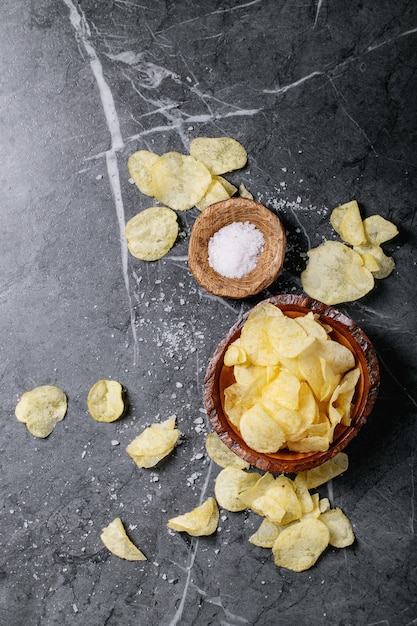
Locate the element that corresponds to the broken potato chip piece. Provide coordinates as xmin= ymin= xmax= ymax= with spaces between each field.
xmin=167 ymin=497 xmax=219 ymax=536
xmin=87 ymin=380 xmax=125 ymax=423
xmin=189 ymin=136 xmax=247 ymax=175
xmin=125 ymin=206 xmax=178 ymax=261
xmin=214 ymin=467 xmax=261 ymax=512
xmin=126 ymin=417 xmax=179 ymax=468
xmin=15 ymin=385 xmax=67 ymax=438
xmin=205 ymin=433 xmax=250 ymax=470
xmin=100 ymin=517 xmax=147 ymax=561
xmin=152 ymin=152 xmax=212 ymax=211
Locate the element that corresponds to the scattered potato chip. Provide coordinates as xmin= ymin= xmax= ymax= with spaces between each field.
xmin=238 ymin=183 xmax=253 ymax=199
xmin=302 ymin=452 xmax=349 ymax=489
xmin=100 ymin=517 xmax=147 ymax=561
xmin=301 ymin=240 xmax=374 ymax=305
xmin=363 ymin=214 xmax=398 ymax=245
xmin=205 ymin=433 xmax=250 ymax=470
xmin=248 ymin=518 xmax=281 ymax=548
xmin=189 ymin=137 xmax=247 ymax=175
xmin=128 ymin=150 xmax=159 ymax=196
xmin=330 ymin=200 xmax=366 ymax=246
xmin=151 ymin=152 xmax=212 ymax=211
xmin=167 ymin=497 xmax=219 ymax=536
xmin=319 ymin=507 xmax=355 ymax=548
xmin=354 ymin=244 xmax=395 ymax=279
xmin=238 ymin=471 xmax=276 ymax=513
xmin=214 ymin=467 xmax=260 ymax=512
xmin=87 ymin=379 xmax=125 ymax=423
xmin=126 ymin=417 xmax=179 ymax=468
xmin=15 ymin=385 xmax=67 ymax=438
xmin=272 ymin=518 xmax=330 ymax=572
xmin=196 ymin=176 xmax=236 ymax=212
xmin=125 ymin=206 xmax=178 ymax=261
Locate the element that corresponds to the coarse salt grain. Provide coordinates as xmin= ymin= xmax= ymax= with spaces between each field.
xmin=208 ymin=221 xmax=265 ymax=278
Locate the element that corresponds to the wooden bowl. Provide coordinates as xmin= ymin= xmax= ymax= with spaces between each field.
xmin=188 ymin=198 xmax=286 ymax=299
xmin=204 ymin=294 xmax=380 ymax=474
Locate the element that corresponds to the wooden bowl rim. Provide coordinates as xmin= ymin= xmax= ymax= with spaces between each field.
xmin=204 ymin=294 xmax=380 ymax=473
xmin=188 ymin=198 xmax=286 ymax=299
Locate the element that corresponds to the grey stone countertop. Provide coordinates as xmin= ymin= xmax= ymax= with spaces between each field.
xmin=1 ymin=1 xmax=416 ymax=625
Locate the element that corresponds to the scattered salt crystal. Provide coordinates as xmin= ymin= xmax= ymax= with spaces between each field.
xmin=208 ymin=221 xmax=264 ymax=279
xmin=111 ymin=440 xmax=120 ymax=446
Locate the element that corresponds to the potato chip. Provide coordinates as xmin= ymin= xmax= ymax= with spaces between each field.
xmin=294 ymin=312 xmax=330 ymax=341
xmin=100 ymin=517 xmax=147 ymax=561
xmin=125 ymin=206 xmax=178 ymax=261
xmin=167 ymin=497 xmax=219 ymax=536
xmin=330 ymin=200 xmax=367 ymax=246
xmin=272 ymin=518 xmax=330 ymax=572
xmin=293 ymin=473 xmax=314 ymax=514
xmin=354 ymin=244 xmax=395 ymax=279
xmin=363 ymin=214 xmax=398 ymax=245
xmin=15 ymin=385 xmax=67 ymax=438
xmin=87 ymin=379 xmax=125 ymax=423
xmin=248 ymin=518 xmax=281 ymax=548
xmin=238 ymin=471 xmax=276 ymax=513
xmin=301 ymin=240 xmax=374 ymax=305
xmin=262 ymin=369 xmax=301 ymax=411
xmin=303 ymin=452 xmax=349 ymax=489
xmin=128 ymin=150 xmax=159 ymax=196
xmin=196 ymin=176 xmax=236 ymax=212
xmin=239 ymin=404 xmax=286 ymax=453
xmin=214 ymin=467 xmax=260 ymax=512
xmin=205 ymin=433 xmax=250 ymax=470
xmin=319 ymin=507 xmax=355 ymax=548
xmin=238 ymin=183 xmax=253 ymax=199
xmin=261 ymin=476 xmax=303 ymax=525
xmin=126 ymin=417 xmax=179 ymax=468
xmin=151 ymin=151 xmax=212 ymax=211
xmin=189 ymin=137 xmax=247 ymax=175
xmin=329 ymin=367 xmax=360 ymax=426
xmin=223 ymin=339 xmax=247 ymax=367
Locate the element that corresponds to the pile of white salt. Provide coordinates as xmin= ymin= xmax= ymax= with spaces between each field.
xmin=208 ymin=221 xmax=265 ymax=279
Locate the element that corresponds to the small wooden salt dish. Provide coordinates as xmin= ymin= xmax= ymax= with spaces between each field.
xmin=204 ymin=294 xmax=380 ymax=474
xmin=188 ymin=198 xmax=286 ymax=299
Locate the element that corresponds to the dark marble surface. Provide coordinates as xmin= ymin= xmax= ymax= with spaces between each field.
xmin=1 ymin=1 xmax=416 ymax=625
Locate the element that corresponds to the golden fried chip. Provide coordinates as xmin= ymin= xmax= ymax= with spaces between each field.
xmin=238 ymin=471 xmax=275 ymax=512
xmin=238 ymin=183 xmax=253 ymax=199
xmin=196 ymin=176 xmax=236 ymax=212
xmin=363 ymin=214 xmax=398 ymax=245
xmin=189 ymin=137 xmax=247 ymax=175
xmin=262 ymin=369 xmax=301 ymax=411
xmin=248 ymin=519 xmax=281 ymax=548
xmin=223 ymin=339 xmax=247 ymax=367
xmin=330 ymin=200 xmax=366 ymax=246
xmin=272 ymin=518 xmax=329 ymax=572
xmin=167 ymin=497 xmax=219 ymax=536
xmin=87 ymin=380 xmax=125 ymax=423
xmin=301 ymin=240 xmax=374 ymax=305
xmin=205 ymin=433 xmax=250 ymax=470
xmin=15 ymin=385 xmax=67 ymax=438
xmin=128 ymin=150 xmax=159 ymax=196
xmin=303 ymin=452 xmax=349 ymax=489
xmin=100 ymin=517 xmax=147 ymax=561
xmin=214 ymin=467 xmax=260 ymax=512
xmin=319 ymin=507 xmax=355 ymax=548
xmin=151 ymin=152 xmax=212 ymax=211
xmin=239 ymin=404 xmax=286 ymax=453
xmin=354 ymin=244 xmax=395 ymax=279
xmin=125 ymin=206 xmax=178 ymax=261
xmin=261 ymin=476 xmax=302 ymax=525
xmin=126 ymin=417 xmax=179 ymax=468
xmin=293 ymin=473 xmax=314 ymax=514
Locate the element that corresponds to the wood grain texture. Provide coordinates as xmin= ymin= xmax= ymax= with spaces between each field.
xmin=188 ymin=198 xmax=286 ymax=299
